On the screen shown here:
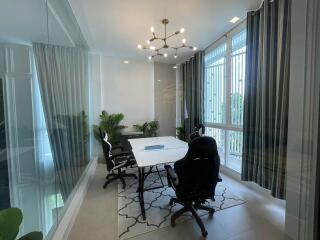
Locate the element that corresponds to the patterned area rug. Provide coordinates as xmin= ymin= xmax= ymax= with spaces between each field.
xmin=118 ymin=165 xmax=245 ymax=239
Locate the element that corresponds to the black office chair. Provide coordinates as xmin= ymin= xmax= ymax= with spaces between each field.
xmin=165 ymin=136 xmax=221 ymax=237
xmin=99 ymin=128 xmax=137 ymax=189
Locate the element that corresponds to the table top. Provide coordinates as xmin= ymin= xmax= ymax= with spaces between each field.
xmin=129 ymin=136 xmax=188 ymax=167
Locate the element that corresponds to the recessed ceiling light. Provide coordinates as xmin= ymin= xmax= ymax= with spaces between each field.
xmin=230 ymin=16 xmax=240 ymax=24
xmin=173 ymin=66 xmax=177 ymax=69
xmin=123 ymin=60 xmax=129 ymax=64
xmin=157 ymin=79 xmax=161 ymax=82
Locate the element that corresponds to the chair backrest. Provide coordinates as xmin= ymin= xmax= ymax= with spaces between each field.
xmin=99 ymin=128 xmax=114 ymax=171
xmin=189 ymin=124 xmax=206 ymax=141
xmin=174 ymin=136 xmax=220 ymax=199
xmin=197 ymin=124 xmax=205 ymax=136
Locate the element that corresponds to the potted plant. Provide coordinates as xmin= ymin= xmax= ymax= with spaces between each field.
xmin=93 ymin=110 xmax=126 ymax=145
xmin=176 ymin=125 xmax=185 ymax=141
xmin=0 ymin=208 xmax=43 ymax=240
xmin=133 ymin=120 xmax=159 ymax=137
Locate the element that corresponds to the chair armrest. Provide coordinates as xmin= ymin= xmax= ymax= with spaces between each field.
xmin=110 ymin=151 xmax=133 ymax=159
xmin=165 ymin=165 xmax=179 ymax=187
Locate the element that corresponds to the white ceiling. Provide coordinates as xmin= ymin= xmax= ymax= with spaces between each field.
xmin=0 ymin=0 xmax=85 ymax=47
xmin=69 ymin=0 xmax=261 ymax=64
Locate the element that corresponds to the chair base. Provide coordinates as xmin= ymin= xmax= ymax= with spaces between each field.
xmin=169 ymin=198 xmax=215 ymax=237
xmin=103 ymin=170 xmax=137 ymax=189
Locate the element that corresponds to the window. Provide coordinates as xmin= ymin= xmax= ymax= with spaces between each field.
xmin=204 ymin=28 xmax=246 ymax=173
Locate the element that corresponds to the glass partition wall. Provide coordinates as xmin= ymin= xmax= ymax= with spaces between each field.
xmin=0 ymin=0 xmax=91 ymax=238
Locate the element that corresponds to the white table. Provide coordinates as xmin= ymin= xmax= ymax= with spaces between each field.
xmin=129 ymin=136 xmax=188 ymax=219
xmin=129 ymin=136 xmax=188 ymax=167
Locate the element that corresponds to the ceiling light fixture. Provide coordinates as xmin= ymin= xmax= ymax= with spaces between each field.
xmin=123 ymin=60 xmax=129 ymax=64
xmin=229 ymin=16 xmax=240 ymax=23
xmin=137 ymin=19 xmax=196 ymax=60
xmin=173 ymin=66 xmax=177 ymax=69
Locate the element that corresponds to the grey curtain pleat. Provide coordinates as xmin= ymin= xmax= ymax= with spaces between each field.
xmin=33 ymin=43 xmax=89 ymax=201
xmin=242 ymin=0 xmax=291 ymax=199
xmin=180 ymin=51 xmax=205 ymax=140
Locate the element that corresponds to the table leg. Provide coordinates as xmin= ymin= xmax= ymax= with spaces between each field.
xmin=138 ymin=167 xmax=146 ymax=220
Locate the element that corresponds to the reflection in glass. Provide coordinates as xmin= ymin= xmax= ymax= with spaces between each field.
xmin=0 ymin=0 xmax=90 ymax=238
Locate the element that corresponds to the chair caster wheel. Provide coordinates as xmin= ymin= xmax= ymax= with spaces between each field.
xmin=171 ymin=220 xmax=176 ymax=227
xmin=169 ymin=199 xmax=174 ymax=206
xmin=202 ymin=230 xmax=208 ymax=237
xmin=209 ymin=209 xmax=215 ymax=216
xmin=134 ymin=175 xmax=138 ymax=179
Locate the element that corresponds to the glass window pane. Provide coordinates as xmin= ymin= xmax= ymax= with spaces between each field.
xmin=205 ymin=43 xmax=227 ymax=124
xmin=231 ymin=31 xmax=246 ymax=126
xmin=227 ymin=130 xmax=243 ymax=173
xmin=205 ymin=127 xmax=225 ymax=165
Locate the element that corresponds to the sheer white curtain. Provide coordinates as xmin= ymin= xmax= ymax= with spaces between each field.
xmin=33 ymin=43 xmax=90 ymax=201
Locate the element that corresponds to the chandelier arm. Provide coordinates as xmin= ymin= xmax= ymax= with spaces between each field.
xmin=156 ymin=46 xmax=164 ymax=52
xmin=166 ymin=32 xmax=179 ymax=40
xmin=184 ymin=45 xmax=194 ymax=49
xmin=139 ymin=19 xmax=195 ymax=59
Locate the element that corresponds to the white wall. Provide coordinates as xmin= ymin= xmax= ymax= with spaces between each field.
xmin=154 ymin=62 xmax=176 ymax=136
xmin=100 ymin=57 xmax=154 ymax=131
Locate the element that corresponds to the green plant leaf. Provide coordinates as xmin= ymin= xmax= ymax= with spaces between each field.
xmin=93 ymin=111 xmax=126 ymax=145
xmin=0 ymin=208 xmax=23 ymax=240
xmin=18 ymin=231 xmax=43 ymax=240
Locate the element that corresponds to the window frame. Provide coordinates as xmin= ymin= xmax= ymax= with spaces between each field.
xmin=204 ymin=21 xmax=246 ymax=173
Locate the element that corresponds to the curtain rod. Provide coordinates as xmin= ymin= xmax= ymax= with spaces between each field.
xmin=204 ymin=18 xmax=246 ymax=51
xmin=204 ymin=0 xmax=275 ymax=52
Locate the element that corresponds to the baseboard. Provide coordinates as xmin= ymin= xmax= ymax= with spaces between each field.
xmin=50 ymin=157 xmax=98 ymax=240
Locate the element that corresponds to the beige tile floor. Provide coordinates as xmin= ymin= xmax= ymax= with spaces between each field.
xmin=68 ymin=164 xmax=285 ymax=240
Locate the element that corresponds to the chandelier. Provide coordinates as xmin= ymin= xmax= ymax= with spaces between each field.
xmin=137 ymin=19 xmax=197 ymax=60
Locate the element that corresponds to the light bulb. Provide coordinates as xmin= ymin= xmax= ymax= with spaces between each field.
xmin=149 ymin=46 xmax=156 ymax=51
xmin=150 ymin=26 xmax=155 ymax=32
xmin=229 ymin=17 xmax=240 ymax=24
xmin=182 ymin=38 xmax=186 ymax=44
xmin=137 ymin=44 xmax=142 ymax=49
xmin=146 ymin=40 xmax=150 ymax=45
xmin=148 ymin=56 xmax=152 ymax=60
xmin=163 ymin=53 xmax=168 ymax=57
xmin=180 ymin=28 xmax=185 ymax=33
xmin=174 ymin=54 xmax=178 ymax=59
xmin=173 ymin=66 xmax=177 ymax=69
xmin=193 ymin=46 xmax=197 ymax=51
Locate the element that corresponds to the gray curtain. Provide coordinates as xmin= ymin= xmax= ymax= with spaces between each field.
xmin=242 ymin=0 xmax=291 ymax=199
xmin=180 ymin=51 xmax=205 ymax=140
xmin=33 ymin=43 xmax=89 ymax=201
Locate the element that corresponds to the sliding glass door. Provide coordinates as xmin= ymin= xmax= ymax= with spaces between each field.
xmin=204 ymin=26 xmax=246 ymax=173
